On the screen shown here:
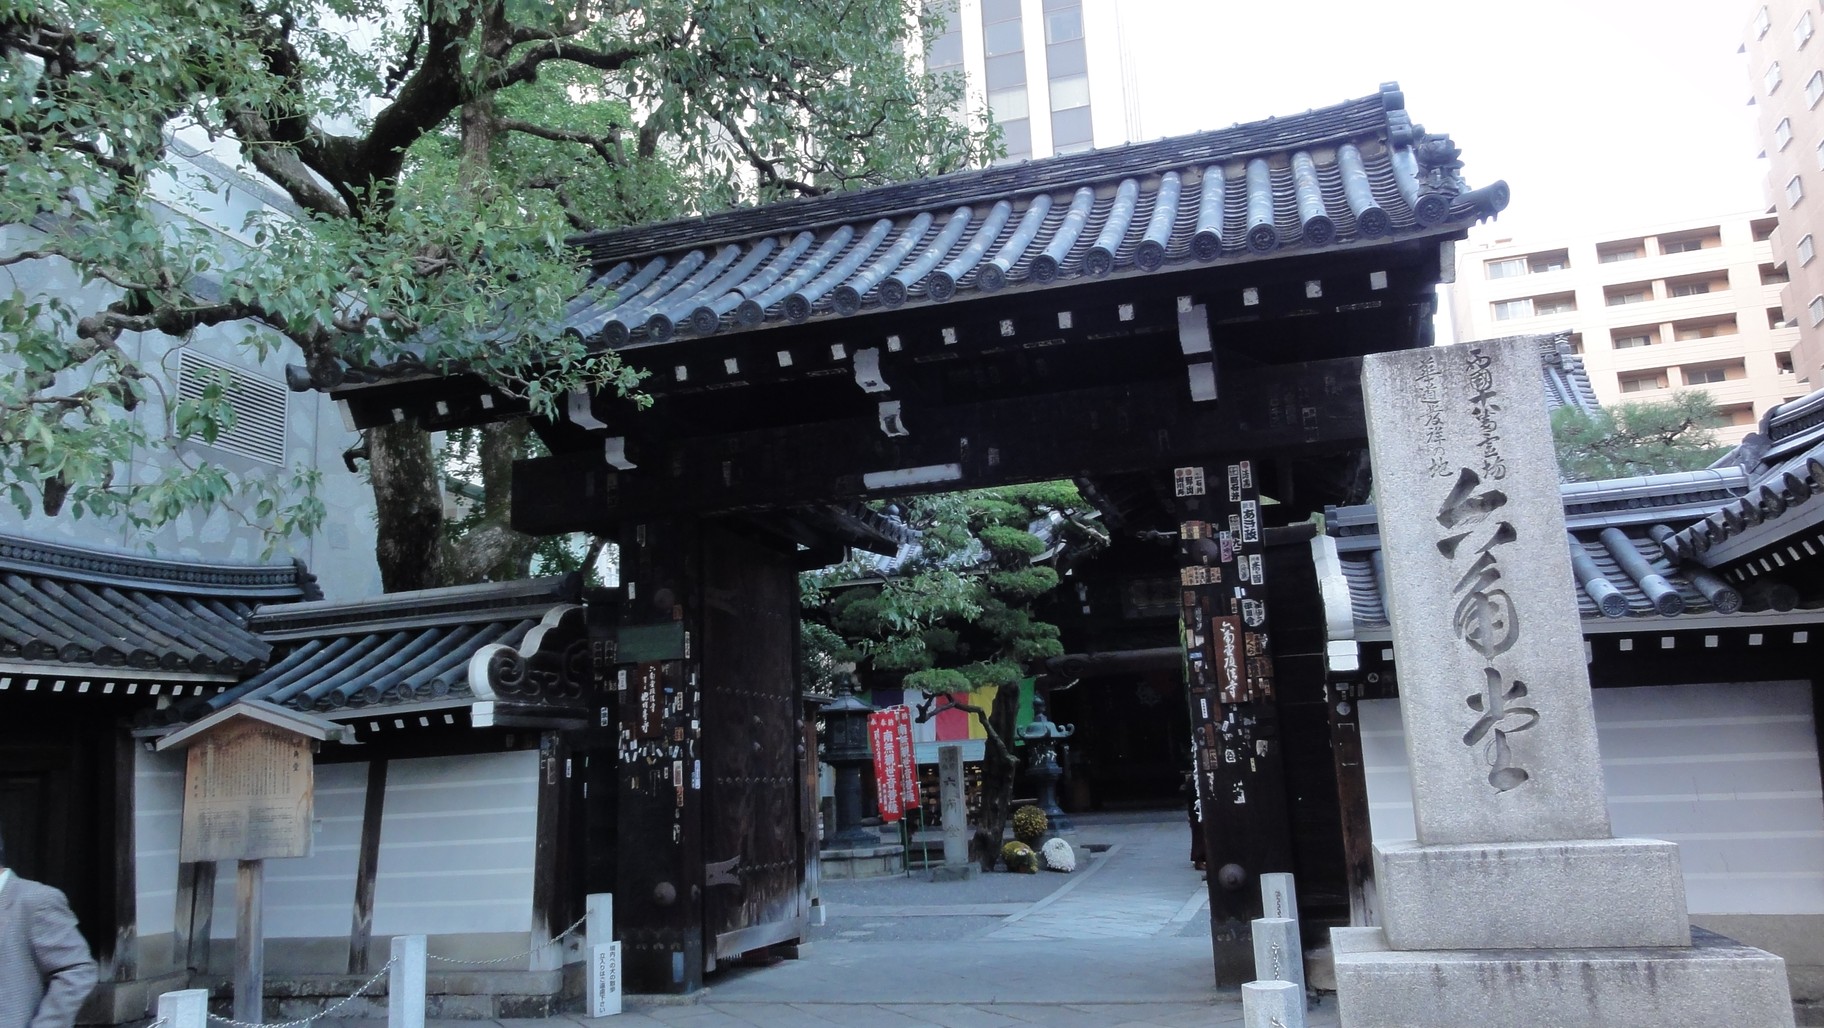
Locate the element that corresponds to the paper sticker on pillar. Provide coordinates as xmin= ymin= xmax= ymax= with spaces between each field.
xmin=1228 ymin=464 xmax=1243 ymax=502
xmin=1240 ymin=500 xmax=1260 ymax=544
xmin=1173 ymin=466 xmax=1207 ymax=497
xmin=1213 ymin=617 xmax=1246 ymax=704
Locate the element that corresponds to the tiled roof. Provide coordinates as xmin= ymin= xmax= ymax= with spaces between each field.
xmin=181 ymin=576 xmax=587 ymax=718
xmin=0 ymin=534 xmax=315 ymax=685
xmin=1661 ymin=387 xmax=1824 ymax=567
xmin=1328 ymin=471 xmax=1763 ymax=636
xmin=557 ymin=85 xmax=1504 ymax=349
xmin=302 ymin=84 xmax=1506 ymax=390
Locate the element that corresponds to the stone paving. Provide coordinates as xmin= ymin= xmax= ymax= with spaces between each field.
xmin=318 ymin=810 xmax=1343 ymax=1027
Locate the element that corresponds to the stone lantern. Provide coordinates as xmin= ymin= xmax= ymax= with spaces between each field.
xmin=821 ymin=677 xmax=881 ymax=849
xmin=1019 ymin=695 xmax=1076 ymax=833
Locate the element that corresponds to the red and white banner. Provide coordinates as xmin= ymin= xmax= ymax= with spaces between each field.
xmin=868 ymin=705 xmax=918 ymax=822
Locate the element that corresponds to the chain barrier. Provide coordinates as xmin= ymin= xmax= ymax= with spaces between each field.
xmin=424 ymin=911 xmax=590 ymax=966
xmin=202 ymin=958 xmax=396 ymax=1028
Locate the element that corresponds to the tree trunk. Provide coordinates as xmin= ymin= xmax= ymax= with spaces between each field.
xmin=368 ymin=422 xmax=447 ymax=592
xmin=446 ymin=419 xmax=540 ymax=582
xmin=973 ymin=683 xmax=1021 ymax=871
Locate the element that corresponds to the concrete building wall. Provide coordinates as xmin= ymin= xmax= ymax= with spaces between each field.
xmin=1446 ymin=211 xmax=1805 ymax=424
xmin=926 ymin=0 xmax=1138 ymax=162
xmin=0 ymin=147 xmax=381 ymax=600
xmin=1746 ymin=0 xmax=1824 ymax=388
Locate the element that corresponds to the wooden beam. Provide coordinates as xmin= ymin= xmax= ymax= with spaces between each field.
xmin=530 ymin=731 xmax=571 ymax=971
xmin=106 ymin=730 xmax=137 ymax=982
xmin=172 ymin=861 xmax=217 ymax=974
xmin=1327 ymin=675 xmax=1376 ymax=928
xmin=233 ymin=859 xmax=263 ymax=1024
xmin=347 ymin=759 xmax=388 ymax=974
xmin=514 ymin=358 xmax=1369 ymax=533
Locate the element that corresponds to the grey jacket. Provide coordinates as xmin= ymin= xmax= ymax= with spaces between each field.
xmin=0 ymin=874 xmax=98 ymax=1028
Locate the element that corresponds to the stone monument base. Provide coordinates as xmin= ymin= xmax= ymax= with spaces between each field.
xmin=1376 ymin=837 xmax=1690 ymax=950
xmin=1332 ymin=926 xmax=1795 ymax=1028
xmin=820 ymin=842 xmax=906 ymax=879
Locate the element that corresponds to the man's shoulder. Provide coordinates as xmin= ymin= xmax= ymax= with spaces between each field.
xmin=7 ymin=875 xmax=74 ymax=909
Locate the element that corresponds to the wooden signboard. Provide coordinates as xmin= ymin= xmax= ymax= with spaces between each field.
xmin=180 ymin=720 xmax=314 ymax=863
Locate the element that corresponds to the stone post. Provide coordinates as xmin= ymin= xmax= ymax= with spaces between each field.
xmin=156 ymin=989 xmax=209 ymax=1028
xmin=932 ymin=743 xmax=979 ymax=880
xmin=1242 ymin=980 xmax=1305 ymax=1028
xmin=387 ymin=934 xmax=426 ymax=1028
xmin=1252 ymin=917 xmax=1305 ymax=993
xmin=1332 ymin=339 xmax=1794 ymax=1027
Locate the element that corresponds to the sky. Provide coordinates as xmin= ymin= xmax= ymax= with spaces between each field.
xmin=1116 ymin=0 xmax=1766 ymax=245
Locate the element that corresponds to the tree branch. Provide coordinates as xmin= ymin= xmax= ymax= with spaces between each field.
xmin=497 ymin=117 xmax=625 ymax=169
xmin=710 ymin=111 xmax=828 ymax=197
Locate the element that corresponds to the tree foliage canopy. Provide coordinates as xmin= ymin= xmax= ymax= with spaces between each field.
xmin=1550 ymin=391 xmax=1733 ymax=482
xmin=801 ymin=483 xmax=1107 ymax=697
xmin=3 ymin=0 xmax=992 ymax=569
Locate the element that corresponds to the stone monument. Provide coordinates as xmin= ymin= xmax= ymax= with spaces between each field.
xmin=1333 ymin=339 xmax=1794 ymax=1026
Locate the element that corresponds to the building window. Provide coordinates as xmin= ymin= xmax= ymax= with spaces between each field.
xmin=1529 ymin=250 xmax=1569 ymax=273
xmin=1756 ymin=5 xmax=1771 ymax=38
xmin=1485 ymin=257 xmax=1527 ymax=279
xmin=1779 ymin=350 xmax=1796 ymax=374
xmin=1491 ymin=298 xmax=1533 ymax=321
xmin=1606 ymin=288 xmax=1650 ymax=306
xmin=1767 ymin=61 xmax=1783 ymax=95
xmin=1044 ymin=5 xmax=1082 ymax=44
xmin=1789 ymin=175 xmax=1806 ymax=208
xmin=1619 ymin=371 xmax=1667 ymax=394
xmin=1534 ymin=293 xmax=1576 ymax=315
xmin=1674 ymin=316 xmax=1738 ymax=340
xmin=1049 ymin=73 xmax=1090 ymax=111
xmin=1598 ymin=245 xmax=1640 ymax=263
xmin=988 ymin=87 xmax=1028 ymax=122
xmin=1798 ymin=10 xmax=1815 ymax=48
xmin=1669 ymin=281 xmax=1711 ymax=298
xmin=1802 ymin=234 xmax=1816 ymax=265
xmin=983 ymin=18 xmax=1023 ymax=56
xmin=1763 ymin=262 xmax=1791 ymax=285
xmin=175 ymin=349 xmax=288 ymax=465
xmin=1661 ymin=237 xmax=1706 ymax=254
xmin=1612 ymin=332 xmax=1655 ymax=350
xmin=1777 ymin=118 xmax=1794 ymax=150
xmin=1809 ymin=70 xmax=1824 ymax=108
xmin=1811 ymin=295 xmax=1824 ymax=325
xmin=981 ymin=0 xmax=1023 ymax=57
xmin=1051 ymin=106 xmax=1093 ymax=149
xmin=1683 ymin=363 xmax=1739 ymax=386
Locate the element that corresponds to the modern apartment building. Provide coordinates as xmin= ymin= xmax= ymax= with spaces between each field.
xmin=1446 ymin=212 xmax=1804 ymax=425
xmin=923 ymin=0 xmax=1141 ymax=161
xmin=1744 ymin=1 xmax=1824 ymax=386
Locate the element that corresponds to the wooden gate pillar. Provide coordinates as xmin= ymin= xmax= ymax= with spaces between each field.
xmin=614 ymin=517 xmax=706 ymax=994
xmin=1170 ymin=460 xmax=1296 ymax=985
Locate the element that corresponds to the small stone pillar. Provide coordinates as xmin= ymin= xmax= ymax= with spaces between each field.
xmin=931 ymin=743 xmax=978 ymax=880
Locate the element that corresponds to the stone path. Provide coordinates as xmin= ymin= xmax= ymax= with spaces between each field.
xmin=315 ymin=811 xmax=1344 ymax=1026
xmin=987 ymin=818 xmax=1209 ymax=941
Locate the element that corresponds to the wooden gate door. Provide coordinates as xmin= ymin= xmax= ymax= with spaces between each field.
xmin=699 ymin=525 xmax=805 ymax=969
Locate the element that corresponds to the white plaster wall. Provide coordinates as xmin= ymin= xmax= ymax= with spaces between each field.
xmin=1361 ymin=681 xmax=1824 ymax=914
xmin=207 ymin=761 xmax=368 ymax=939
xmin=134 ymin=746 xmax=186 ymax=937
xmin=369 ymin=750 xmax=539 ymax=937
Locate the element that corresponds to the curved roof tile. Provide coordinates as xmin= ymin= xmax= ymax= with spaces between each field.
xmin=546 ymin=84 xmax=1504 ymax=352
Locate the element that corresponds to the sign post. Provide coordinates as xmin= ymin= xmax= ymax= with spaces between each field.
xmin=157 ymin=701 xmax=348 ymax=1023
